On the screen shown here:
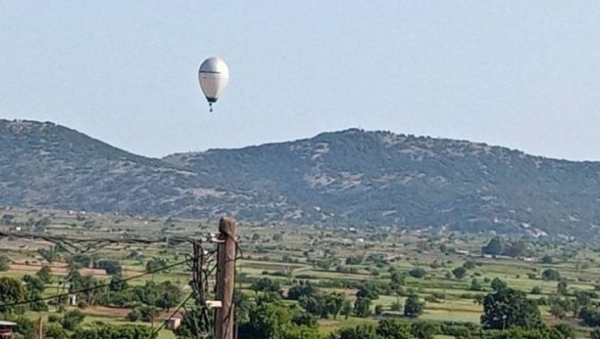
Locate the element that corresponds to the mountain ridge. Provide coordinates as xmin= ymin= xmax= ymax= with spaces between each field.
xmin=2 ymin=119 xmax=600 ymax=239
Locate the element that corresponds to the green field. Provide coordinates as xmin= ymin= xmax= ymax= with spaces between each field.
xmin=0 ymin=207 xmax=599 ymax=338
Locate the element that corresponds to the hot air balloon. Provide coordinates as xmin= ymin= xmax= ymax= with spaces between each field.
xmin=198 ymin=57 xmax=229 ymax=112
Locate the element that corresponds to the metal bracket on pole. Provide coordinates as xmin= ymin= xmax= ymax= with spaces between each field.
xmin=209 ymin=233 xmax=225 ymax=243
xmin=205 ymin=300 xmax=222 ymax=309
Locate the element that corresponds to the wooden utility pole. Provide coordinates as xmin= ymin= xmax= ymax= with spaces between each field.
xmin=38 ymin=317 xmax=43 ymax=339
xmin=215 ymin=217 xmax=236 ymax=339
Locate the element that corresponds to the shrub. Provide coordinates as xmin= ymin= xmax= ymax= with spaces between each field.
xmin=409 ymin=268 xmax=427 ymax=279
xmin=0 ymin=256 xmax=10 ymax=272
xmin=542 ymin=269 xmax=561 ymax=281
xmin=463 ymin=261 xmax=476 ymax=270
xmin=61 ymin=310 xmax=85 ymax=330
xmin=127 ymin=309 xmax=142 ymax=322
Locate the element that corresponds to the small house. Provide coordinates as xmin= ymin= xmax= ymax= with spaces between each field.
xmin=68 ymin=294 xmax=77 ymax=306
xmin=0 ymin=320 xmax=16 ymax=339
xmin=166 ymin=318 xmax=181 ymax=330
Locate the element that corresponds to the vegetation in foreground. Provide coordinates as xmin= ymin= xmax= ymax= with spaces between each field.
xmin=1 ymin=208 xmax=600 ymax=338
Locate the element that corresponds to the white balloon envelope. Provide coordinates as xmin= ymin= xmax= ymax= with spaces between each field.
xmin=198 ymin=57 xmax=229 ymax=112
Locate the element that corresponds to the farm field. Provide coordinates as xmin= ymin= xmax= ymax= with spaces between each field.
xmin=0 ymin=207 xmax=600 ymax=338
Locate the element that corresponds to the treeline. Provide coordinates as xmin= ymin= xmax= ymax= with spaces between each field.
xmin=0 ymin=253 xmax=183 ymax=338
xmin=217 ymin=288 xmax=591 ymax=339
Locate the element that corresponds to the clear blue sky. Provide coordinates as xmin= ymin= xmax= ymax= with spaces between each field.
xmin=2 ymin=1 xmax=600 ymax=160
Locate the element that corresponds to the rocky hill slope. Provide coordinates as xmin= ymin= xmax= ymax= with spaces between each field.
xmin=2 ymin=119 xmax=600 ymax=238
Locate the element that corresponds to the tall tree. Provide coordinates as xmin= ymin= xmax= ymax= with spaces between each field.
xmin=376 ymin=319 xmax=411 ymax=339
xmin=36 ymin=265 xmax=53 ymax=284
xmin=491 ymin=278 xmax=508 ymax=292
xmin=404 ymin=293 xmax=424 ymax=318
xmin=341 ymin=300 xmax=352 ymax=320
xmin=410 ymin=321 xmax=438 ymax=339
xmin=326 ymin=293 xmax=346 ymax=320
xmin=481 ymin=288 xmax=543 ymax=330
xmin=482 ymin=237 xmax=503 ymax=257
xmin=0 ymin=255 xmax=10 ymax=271
xmin=452 ymin=266 xmax=468 ymax=280
xmin=557 ymin=280 xmax=568 ymax=295
xmin=338 ymin=324 xmax=380 ymax=339
xmin=0 ymin=276 xmax=24 ymax=313
xmin=354 ymin=297 xmax=372 ymax=318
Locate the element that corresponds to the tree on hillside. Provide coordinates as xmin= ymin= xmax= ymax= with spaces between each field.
xmin=36 ymin=265 xmax=53 ymax=284
xmin=0 ymin=255 xmax=10 ymax=272
xmin=574 ymin=291 xmax=592 ymax=316
xmin=234 ymin=291 xmax=251 ymax=324
xmin=94 ymin=260 xmax=122 ymax=276
xmin=557 ymin=280 xmax=568 ymax=295
xmin=404 ymin=293 xmax=424 ymax=318
xmin=481 ymin=288 xmax=543 ymax=330
xmin=237 ymin=298 xmax=320 ymax=339
xmin=550 ymin=303 xmax=566 ymax=319
xmin=463 ymin=260 xmax=477 ymax=270
xmin=341 ymin=300 xmax=353 ymax=320
xmin=69 ymin=254 xmax=92 ymax=268
xmin=491 ymin=278 xmax=508 ymax=292
xmin=145 ymin=257 xmax=167 ymax=272
xmin=338 ymin=324 xmax=380 ymax=339
xmin=356 ymin=284 xmax=380 ymax=300
xmin=452 ymin=266 xmax=468 ymax=280
xmin=552 ymin=324 xmax=575 ymax=339
xmin=0 ymin=276 xmax=24 ymax=313
xmin=390 ymin=271 xmax=405 ymax=285
xmin=251 ymin=277 xmax=281 ymax=295
xmin=542 ymin=255 xmax=553 ymax=264
xmin=542 ymin=269 xmax=561 ymax=281
xmin=154 ymin=281 xmax=183 ymax=312
xmin=61 ymin=310 xmax=85 ymax=330
xmin=327 ymin=293 xmax=346 ymax=320
xmin=23 ymin=275 xmax=45 ymax=295
xmin=37 ymin=246 xmax=60 ymax=263
xmin=44 ymin=323 xmax=67 ymax=339
xmin=72 ymin=324 xmax=157 ymax=339
xmin=408 ymin=267 xmax=427 ymax=279
xmin=299 ymin=295 xmax=325 ymax=318
xmin=470 ymin=278 xmax=483 ymax=291
xmin=482 ymin=237 xmax=503 ymax=257
xmin=376 ymin=319 xmax=411 ymax=339
xmin=353 ymin=297 xmax=372 ymax=318
xmin=287 ymin=283 xmax=319 ymax=300
xmin=109 ymin=274 xmax=128 ymax=292
xmin=504 ymin=240 xmax=530 ymax=258
xmin=410 ymin=321 xmax=438 ymax=339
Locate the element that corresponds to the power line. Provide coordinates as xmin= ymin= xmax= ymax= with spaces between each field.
xmin=0 ymin=258 xmax=191 ymax=309
xmin=0 ymin=231 xmax=218 ymax=253
xmin=0 ymin=218 xmax=240 ymax=339
xmin=0 ymin=231 xmax=210 ymax=244
xmin=151 ymin=292 xmax=195 ymax=337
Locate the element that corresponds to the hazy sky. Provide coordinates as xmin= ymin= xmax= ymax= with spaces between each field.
xmin=2 ymin=1 xmax=600 ymax=160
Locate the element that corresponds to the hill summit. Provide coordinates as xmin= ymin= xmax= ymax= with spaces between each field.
xmin=1 ymin=119 xmax=599 ymax=238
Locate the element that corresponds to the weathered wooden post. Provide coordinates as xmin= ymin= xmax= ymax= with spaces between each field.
xmin=38 ymin=317 xmax=43 ymax=339
xmin=215 ymin=217 xmax=236 ymax=339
